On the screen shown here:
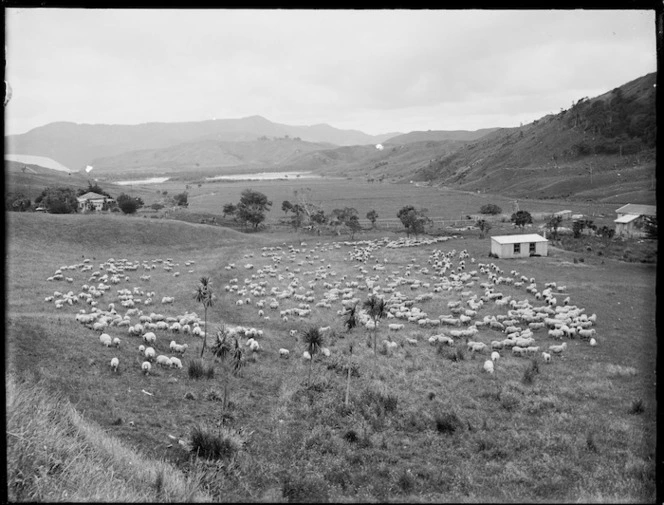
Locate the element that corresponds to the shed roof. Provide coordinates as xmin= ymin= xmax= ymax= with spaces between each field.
xmin=491 ymin=234 xmax=548 ymax=244
xmin=615 ymin=204 xmax=656 ymax=216
xmin=614 ymin=214 xmax=640 ymax=224
xmin=77 ymin=192 xmax=113 ymax=202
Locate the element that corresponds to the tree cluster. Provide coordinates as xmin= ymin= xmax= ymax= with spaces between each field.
xmin=224 ymin=189 xmax=272 ymax=229
xmin=5 ymin=192 xmax=32 ymax=212
xmin=397 ymin=206 xmax=431 ymax=237
xmin=35 ymin=187 xmax=79 ymax=214
xmin=116 ymin=193 xmax=145 ymax=214
xmin=510 ymin=210 xmax=533 ymax=230
xmin=479 ymin=203 xmax=502 ymax=215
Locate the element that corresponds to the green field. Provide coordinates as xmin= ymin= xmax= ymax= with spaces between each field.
xmin=6 ymin=201 xmax=656 ymax=502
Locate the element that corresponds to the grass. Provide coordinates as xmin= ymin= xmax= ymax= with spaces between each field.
xmin=6 ymin=373 xmax=209 ymax=502
xmin=5 ymin=194 xmax=657 ymax=502
xmin=188 ymin=359 xmax=215 ymax=380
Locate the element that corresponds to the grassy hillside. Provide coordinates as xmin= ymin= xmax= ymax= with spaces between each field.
xmin=90 ymin=137 xmax=334 ymax=176
xmin=6 ymin=206 xmax=656 ymax=502
xmin=383 ymin=127 xmax=500 ymax=145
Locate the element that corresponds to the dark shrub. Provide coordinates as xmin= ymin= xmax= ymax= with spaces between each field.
xmin=629 ymin=398 xmax=645 ymax=415
xmin=190 ymin=425 xmax=239 ymax=460
xmin=434 ymin=411 xmax=463 ymax=434
xmin=480 ymin=203 xmax=502 ymax=215
xmin=188 ymin=359 xmax=214 ymax=380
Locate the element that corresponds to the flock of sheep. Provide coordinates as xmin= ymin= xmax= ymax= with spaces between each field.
xmin=42 ymin=234 xmax=598 ymax=382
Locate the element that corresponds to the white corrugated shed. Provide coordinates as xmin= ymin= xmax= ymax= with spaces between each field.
xmin=491 ymin=234 xmax=548 ymax=244
xmin=614 ymin=214 xmax=640 ymax=224
xmin=490 ymin=234 xmax=548 ymax=259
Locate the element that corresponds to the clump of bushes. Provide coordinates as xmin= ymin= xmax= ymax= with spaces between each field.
xmin=522 ymin=359 xmax=540 ymax=385
xmin=434 ymin=411 xmax=463 ymax=434
xmin=190 ymin=425 xmax=240 ymax=460
xmin=188 ymin=359 xmax=214 ymax=380
xmin=480 ymin=203 xmax=502 ymax=215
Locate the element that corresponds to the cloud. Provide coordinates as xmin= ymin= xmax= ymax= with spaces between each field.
xmin=4 ymin=9 xmax=657 ymax=136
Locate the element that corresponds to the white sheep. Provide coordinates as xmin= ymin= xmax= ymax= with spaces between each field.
xmin=141 ymin=361 xmax=152 ymax=375
xmin=138 ymin=344 xmax=146 ymax=353
xmin=112 ymin=337 xmax=121 ymax=347
xmin=548 ymin=343 xmax=567 ymax=354
xmin=169 ymin=356 xmax=183 ymax=369
xmin=589 ymin=338 xmax=597 ymax=347
xmin=483 ymin=360 xmax=494 ymax=374
xmin=542 ymin=352 xmax=552 ymax=363
xmin=144 ymin=347 xmax=156 ymax=361
xmin=156 ymin=355 xmax=173 ymax=368
xmin=279 ymin=348 xmax=290 ymax=358
xmin=512 ymin=346 xmax=525 ymax=357
xmin=321 ymin=347 xmax=331 ymax=357
xmin=491 ymin=351 xmax=500 ymax=362
xmin=99 ymin=333 xmax=112 ymax=347
xmin=110 ymin=357 xmax=119 ymax=372
xmin=143 ymin=332 xmax=157 ymax=345
xmin=406 ymin=337 xmax=418 ymax=346
xmin=303 ymin=351 xmax=312 ymax=360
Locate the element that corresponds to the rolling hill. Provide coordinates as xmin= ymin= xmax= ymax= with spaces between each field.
xmin=5 ymin=116 xmax=401 ymax=171
xmin=88 ymin=136 xmax=337 ymax=177
xmin=383 ymin=128 xmax=500 ymax=145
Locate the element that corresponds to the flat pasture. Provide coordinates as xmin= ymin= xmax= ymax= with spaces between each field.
xmin=145 ymin=177 xmax=622 ymax=227
xmin=6 ymin=211 xmax=656 ymax=502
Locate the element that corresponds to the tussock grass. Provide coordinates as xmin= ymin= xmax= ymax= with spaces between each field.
xmin=6 ymin=374 xmax=210 ymax=502
xmin=188 ymin=359 xmax=215 ymax=380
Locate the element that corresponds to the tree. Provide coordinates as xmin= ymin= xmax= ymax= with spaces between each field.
xmin=210 ymin=325 xmax=245 ymax=409
xmin=222 ymin=203 xmax=236 ymax=218
xmin=5 ymin=192 xmax=32 ymax=212
xmin=236 ymin=189 xmax=272 ymax=229
xmin=476 ymin=219 xmax=492 ymax=239
xmin=642 ymin=216 xmax=657 ymax=239
xmin=301 ymin=326 xmax=324 ymax=387
xmin=281 ymin=200 xmax=293 ymax=215
xmin=331 ymin=207 xmax=361 ymax=239
xmin=290 ymin=203 xmax=306 ymax=230
xmin=194 ymin=277 xmax=214 ymax=357
xmin=546 ymin=215 xmax=564 ymax=240
xmin=479 ymin=203 xmax=502 ymax=215
xmin=173 ymin=191 xmax=189 ymax=207
xmin=397 ymin=206 xmax=431 ymax=237
xmin=366 ymin=209 xmax=378 ymax=228
xmin=510 ymin=210 xmax=533 ymax=230
xmin=35 ymin=187 xmax=79 ymax=214
xmin=362 ymin=294 xmax=387 ymax=357
xmin=572 ymin=219 xmax=596 ymax=238
xmin=342 ymin=304 xmax=358 ymax=407
xmin=77 ymin=181 xmax=111 ymax=199
xmin=116 ymin=193 xmax=144 ymax=214
xmin=596 ymin=225 xmax=616 ymax=240
xmin=293 ymin=187 xmax=324 ymax=230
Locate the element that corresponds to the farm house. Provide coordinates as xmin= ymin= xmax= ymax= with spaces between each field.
xmin=613 ymin=203 xmax=656 ymax=238
xmin=77 ymin=192 xmax=115 ymax=212
xmin=490 ymin=234 xmax=548 ymax=259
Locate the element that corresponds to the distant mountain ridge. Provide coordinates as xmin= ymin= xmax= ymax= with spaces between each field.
xmin=5 ymin=115 xmax=402 ymax=171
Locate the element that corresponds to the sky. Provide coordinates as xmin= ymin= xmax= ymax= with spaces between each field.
xmin=4 ymin=9 xmax=657 ymax=136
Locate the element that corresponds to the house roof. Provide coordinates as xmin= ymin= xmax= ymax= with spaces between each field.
xmin=77 ymin=192 xmax=113 ymax=202
xmin=615 ymin=204 xmax=656 ymax=216
xmin=614 ymin=214 xmax=640 ymax=224
xmin=491 ymin=234 xmax=548 ymax=244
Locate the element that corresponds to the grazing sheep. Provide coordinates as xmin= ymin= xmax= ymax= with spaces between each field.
xmin=141 ymin=361 xmax=152 ymax=375
xmin=406 ymin=337 xmax=418 ymax=346
xmin=302 ymin=351 xmax=312 ymax=360
xmin=321 ymin=347 xmax=331 ymax=357
xmin=491 ymin=351 xmax=500 ymax=362
xmin=112 ymin=337 xmax=121 ymax=347
xmin=138 ymin=344 xmax=145 ymax=353
xmin=512 ymin=346 xmax=525 ymax=357
xmin=279 ymin=348 xmax=290 ymax=358
xmin=542 ymin=352 xmax=552 ymax=363
xmin=467 ymin=341 xmax=487 ymax=353
xmin=110 ymin=357 xmax=119 ymax=372
xmin=483 ymin=360 xmax=494 ymax=374
xmin=548 ymin=343 xmax=567 ymax=354
xmin=144 ymin=347 xmax=156 ymax=361
xmin=169 ymin=357 xmax=183 ymax=369
xmin=99 ymin=333 xmax=112 ymax=347
xmin=156 ymin=355 xmax=173 ymax=368
xmin=143 ymin=332 xmax=157 ymax=345
xmin=589 ymin=338 xmax=597 ymax=347
xmin=578 ymin=328 xmax=596 ymax=340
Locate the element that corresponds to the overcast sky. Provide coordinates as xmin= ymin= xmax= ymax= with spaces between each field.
xmin=4 ymin=9 xmax=657 ymax=136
